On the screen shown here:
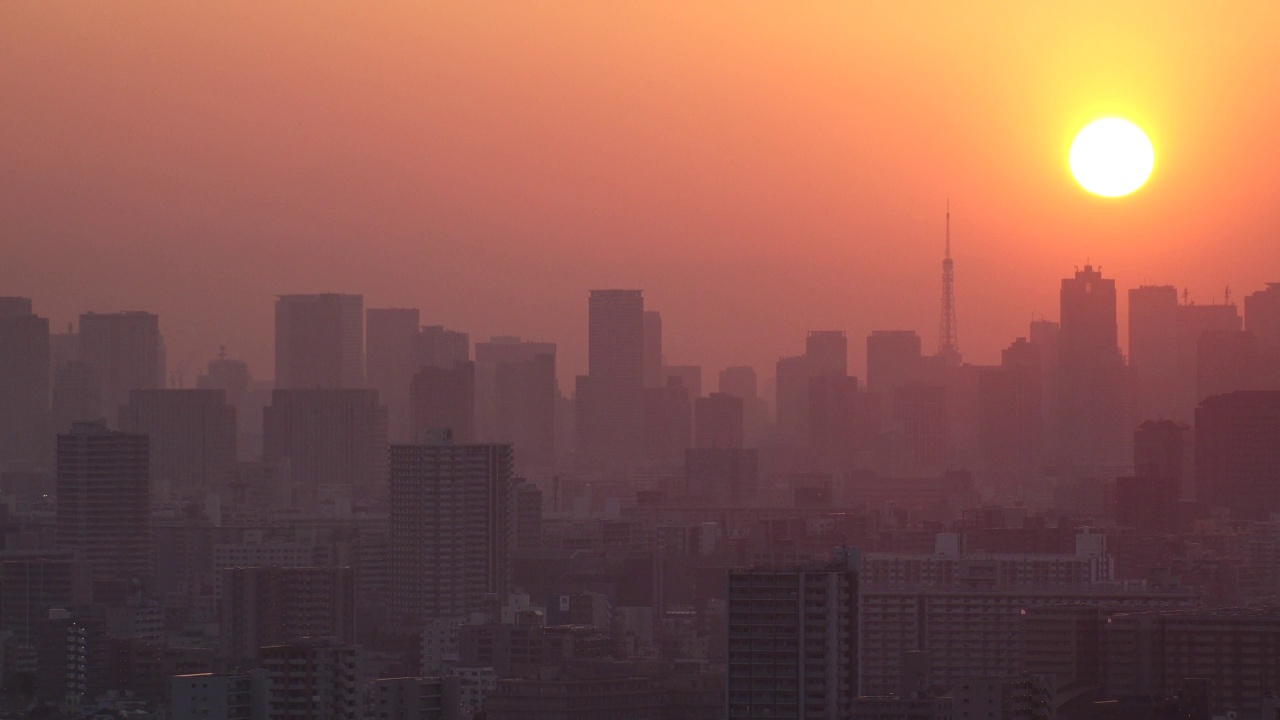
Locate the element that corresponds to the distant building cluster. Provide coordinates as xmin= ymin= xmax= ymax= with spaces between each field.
xmin=6 ymin=266 xmax=1280 ymax=719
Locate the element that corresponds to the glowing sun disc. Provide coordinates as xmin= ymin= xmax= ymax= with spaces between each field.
xmin=1069 ymin=118 xmax=1154 ymax=197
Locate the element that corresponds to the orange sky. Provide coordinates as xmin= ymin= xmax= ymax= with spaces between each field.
xmin=4 ymin=2 xmax=1280 ymax=385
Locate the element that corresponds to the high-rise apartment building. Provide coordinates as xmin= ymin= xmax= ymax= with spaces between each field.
xmin=118 ymin=389 xmax=237 ymax=501
xmin=55 ymin=422 xmax=151 ymax=591
xmin=79 ymin=311 xmax=164 ymax=422
xmin=726 ymin=549 xmax=860 ymax=719
xmin=0 ymin=298 xmax=50 ymax=468
xmin=260 ymin=638 xmax=359 ymax=720
xmin=576 ymin=290 xmax=646 ymax=471
xmin=262 ymin=389 xmax=388 ymax=506
xmin=1057 ymin=265 xmax=1127 ymax=468
xmin=170 ymin=673 xmax=260 ymax=720
xmin=367 ymin=308 xmax=421 ymax=443
xmin=388 ymin=442 xmax=514 ymax=626
xmin=1195 ymin=391 xmax=1280 ymax=519
xmin=274 ymin=294 xmax=364 ymax=389
xmin=221 ymin=565 xmax=356 ymax=665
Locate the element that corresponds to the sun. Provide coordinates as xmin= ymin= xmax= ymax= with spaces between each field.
xmin=1069 ymin=118 xmax=1155 ymax=197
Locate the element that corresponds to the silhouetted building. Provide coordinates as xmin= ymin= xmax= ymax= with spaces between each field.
xmin=476 ymin=337 xmax=557 ymax=478
xmin=867 ymin=330 xmax=922 ymax=394
xmin=664 ymin=364 xmax=703 ymax=400
xmin=367 ymin=307 xmax=421 ymax=443
xmin=719 ymin=365 xmax=768 ymax=444
xmin=891 ymin=383 xmax=949 ymax=473
xmin=274 ymin=293 xmax=364 ymax=389
xmin=726 ymin=549 xmax=860 ymax=719
xmin=1129 ymin=285 xmax=1182 ymax=424
xmin=644 ymin=310 xmax=664 ymax=388
xmin=52 ymin=360 xmax=101 ymax=430
xmin=388 ymin=442 xmax=514 ymax=626
xmin=0 ymin=298 xmax=50 ymax=469
xmin=774 ymin=354 xmax=809 ymax=439
xmin=263 ymin=389 xmax=388 ymax=506
xmin=118 ymin=389 xmax=236 ymax=501
xmin=79 ymin=311 xmax=165 ymax=422
xmin=221 ymin=565 xmax=356 ymax=665
xmin=694 ymin=392 xmax=743 ymax=449
xmin=56 ymin=422 xmax=151 ymax=593
xmin=685 ymin=448 xmax=758 ymax=505
xmin=409 ymin=361 xmax=476 ymax=444
xmin=645 ymin=378 xmax=693 ymax=464
xmin=414 ymin=324 xmax=470 ymax=370
xmin=807 ymin=330 xmax=848 ymax=378
xmin=1195 ymin=391 xmax=1280 ymax=519
xmin=977 ymin=337 xmax=1042 ymax=489
xmin=808 ymin=374 xmax=860 ymax=473
xmin=1057 ymin=265 xmax=1127 ymax=468
xmin=1245 ymin=282 xmax=1280 ymax=353
xmin=576 ymin=290 xmax=646 ymax=472
xmin=1115 ymin=474 xmax=1178 ymax=534
xmin=1134 ymin=419 xmax=1191 ymax=499
xmin=1197 ymin=329 xmax=1262 ymax=401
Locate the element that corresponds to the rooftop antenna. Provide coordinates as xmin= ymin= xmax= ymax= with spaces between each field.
xmin=1225 ymin=286 xmax=1232 ymax=305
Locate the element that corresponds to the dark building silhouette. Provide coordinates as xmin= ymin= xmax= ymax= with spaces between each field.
xmin=1129 ymin=285 xmax=1182 ymax=423
xmin=695 ymin=392 xmax=744 ymax=449
xmin=1195 ymin=391 xmax=1280 ymax=519
xmin=1197 ymin=329 xmax=1263 ymax=402
xmin=274 ymin=293 xmax=364 ymax=390
xmin=576 ymin=290 xmax=646 ymax=472
xmin=476 ymin=338 xmax=557 ymax=479
xmin=409 ymin=361 xmax=476 ymax=444
xmin=52 ymin=361 xmax=102 ymax=431
xmin=685 ymin=447 xmax=758 ymax=505
xmin=1134 ymin=419 xmax=1191 ymax=499
xmin=79 ymin=311 xmax=165 ymax=423
xmin=0 ymin=298 xmax=50 ymax=469
xmin=366 ymin=307 xmax=421 ymax=443
xmin=643 ymin=310 xmax=664 ymax=389
xmin=1245 ymin=282 xmax=1280 ymax=352
xmin=774 ymin=354 xmax=809 ymax=439
xmin=220 ymin=565 xmax=356 ymax=665
xmin=118 ymin=389 xmax=237 ymax=501
xmin=414 ymin=324 xmax=470 ymax=370
xmin=866 ymin=330 xmax=922 ymax=394
xmin=719 ymin=364 xmax=768 ymax=444
xmin=978 ymin=337 xmax=1043 ymax=490
xmin=387 ymin=441 xmax=514 ymax=626
xmin=645 ymin=377 xmax=693 ymax=464
xmin=664 ymin=364 xmax=703 ymax=400
xmin=806 ymin=330 xmax=848 ymax=378
xmin=1057 ymin=265 xmax=1127 ymax=469
xmin=56 ymin=422 xmax=151 ymax=595
xmin=890 ymin=383 xmax=949 ymax=473
xmin=807 ymin=375 xmax=860 ymax=474
xmin=262 ymin=388 xmax=388 ymax=506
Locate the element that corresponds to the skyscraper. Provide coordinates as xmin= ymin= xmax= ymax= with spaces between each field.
xmin=773 ymin=354 xmax=809 ymax=439
xmin=366 ymin=308 xmax=421 ymax=443
xmin=475 ymin=338 xmax=557 ymax=478
xmin=0 ymin=298 xmax=50 ymax=469
xmin=388 ymin=442 xmax=514 ymax=626
xmin=1128 ymin=285 xmax=1181 ymax=423
xmin=409 ymin=362 xmax=476 ymax=444
xmin=414 ymin=324 xmax=470 ymax=370
xmin=1245 ymin=282 xmax=1280 ymax=353
xmin=79 ymin=311 xmax=164 ymax=421
xmin=977 ymin=337 xmax=1042 ymax=490
xmin=866 ymin=330 xmax=923 ymax=394
xmin=643 ymin=310 xmax=663 ymax=388
xmin=56 ymin=422 xmax=151 ymax=593
xmin=806 ymin=330 xmax=848 ymax=378
xmin=118 ymin=389 xmax=237 ymax=501
xmin=726 ymin=549 xmax=860 ymax=719
xmin=1057 ymin=265 xmax=1127 ymax=468
xmin=274 ymin=294 xmax=364 ymax=389
xmin=1195 ymin=391 xmax=1280 ymax=519
xmin=262 ymin=389 xmax=388 ymax=506
xmin=694 ymin=392 xmax=744 ymax=449
xmin=576 ymin=290 xmax=645 ymax=472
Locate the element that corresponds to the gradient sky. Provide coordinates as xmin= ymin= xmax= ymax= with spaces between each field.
xmin=5 ymin=2 xmax=1280 ymax=387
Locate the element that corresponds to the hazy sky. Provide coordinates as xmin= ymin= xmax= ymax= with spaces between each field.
xmin=5 ymin=2 xmax=1280 ymax=386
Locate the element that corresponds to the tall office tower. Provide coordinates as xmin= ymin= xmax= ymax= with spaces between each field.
xmin=259 ymin=638 xmax=360 ymax=720
xmin=0 ymin=298 xmax=50 ymax=468
xmin=694 ymin=392 xmax=744 ymax=449
xmin=414 ymin=325 xmax=470 ymax=370
xmin=866 ymin=330 xmax=923 ymax=393
xmin=576 ymin=290 xmax=646 ymax=472
xmin=409 ymin=362 xmax=475 ymax=444
xmin=1028 ymin=319 xmax=1061 ymax=458
xmin=1057 ymin=265 xmax=1127 ymax=469
xmin=79 ymin=311 xmax=164 ymax=422
xmin=118 ymin=389 xmax=237 ymax=501
xmin=221 ymin=566 xmax=356 ymax=665
xmin=891 ymin=383 xmax=950 ymax=473
xmin=51 ymin=362 xmax=101 ymax=430
xmin=807 ymin=375 xmax=860 ymax=473
xmin=806 ymin=330 xmax=849 ymax=378
xmin=1134 ymin=419 xmax=1191 ymax=498
xmin=685 ymin=448 xmax=758 ymax=505
xmin=196 ymin=350 xmax=262 ymax=457
xmin=644 ymin=378 xmax=694 ymax=464
xmin=643 ymin=310 xmax=664 ymax=388
xmin=977 ymin=337 xmax=1043 ymax=490
xmin=387 ymin=442 xmax=514 ymax=627
xmin=1197 ymin=330 xmax=1262 ymax=401
xmin=366 ymin=308 xmax=421 ymax=443
xmin=1174 ymin=302 xmax=1243 ymax=417
xmin=274 ymin=293 xmax=364 ymax=389
xmin=726 ymin=549 xmax=860 ymax=719
xmin=664 ymin=365 xmax=703 ymax=399
xmin=774 ymin=355 xmax=809 ymax=438
xmin=1245 ymin=282 xmax=1280 ymax=352
xmin=475 ymin=338 xmax=557 ymax=478
xmin=55 ymin=422 xmax=151 ymax=593
xmin=719 ymin=366 xmax=758 ymax=400
xmin=262 ymin=389 xmax=388 ymax=506
xmin=1129 ymin=285 xmax=1182 ymax=423
xmin=1195 ymin=391 xmax=1280 ymax=519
